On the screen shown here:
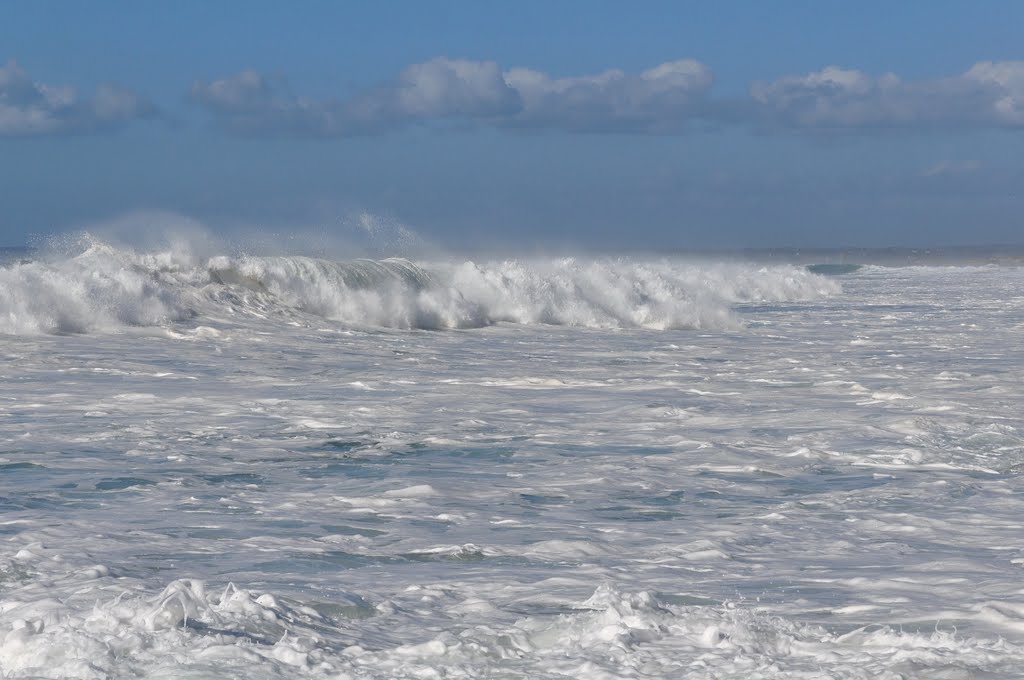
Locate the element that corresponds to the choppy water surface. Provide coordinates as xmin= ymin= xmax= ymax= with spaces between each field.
xmin=2 ymin=243 xmax=1024 ymax=678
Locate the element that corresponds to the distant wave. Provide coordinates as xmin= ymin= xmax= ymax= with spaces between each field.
xmin=805 ymin=263 xmax=863 ymax=275
xmin=0 ymin=238 xmax=841 ymax=335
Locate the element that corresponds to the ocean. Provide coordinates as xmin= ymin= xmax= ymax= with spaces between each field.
xmin=2 ymin=237 xmax=1024 ymax=678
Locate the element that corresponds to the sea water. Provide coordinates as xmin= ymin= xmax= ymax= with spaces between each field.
xmin=2 ymin=238 xmax=1024 ymax=678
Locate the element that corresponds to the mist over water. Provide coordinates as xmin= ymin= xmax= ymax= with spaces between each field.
xmin=3 ymin=222 xmax=1024 ymax=678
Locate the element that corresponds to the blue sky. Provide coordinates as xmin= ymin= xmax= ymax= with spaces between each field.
xmin=1 ymin=1 xmax=1022 ymax=249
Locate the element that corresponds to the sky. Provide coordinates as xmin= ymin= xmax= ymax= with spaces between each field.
xmin=1 ymin=1 xmax=1023 ymax=250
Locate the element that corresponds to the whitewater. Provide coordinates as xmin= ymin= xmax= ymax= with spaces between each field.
xmin=2 ymin=237 xmax=1024 ymax=678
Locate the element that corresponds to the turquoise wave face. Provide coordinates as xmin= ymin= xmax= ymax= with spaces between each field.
xmin=806 ymin=263 xmax=863 ymax=275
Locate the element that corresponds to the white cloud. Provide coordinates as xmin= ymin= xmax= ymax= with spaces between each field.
xmin=961 ymin=61 xmax=1024 ymax=125
xmin=0 ymin=60 xmax=156 ymax=136
xmin=504 ymin=59 xmax=712 ymax=131
xmin=751 ymin=61 xmax=1024 ymax=128
xmin=190 ymin=70 xmax=347 ymax=136
xmin=193 ymin=58 xmax=715 ymax=136
xmin=341 ymin=58 xmax=522 ymax=131
xmin=391 ymin=58 xmax=521 ymax=118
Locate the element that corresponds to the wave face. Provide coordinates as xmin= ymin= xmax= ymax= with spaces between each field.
xmin=0 ymin=239 xmax=840 ymax=335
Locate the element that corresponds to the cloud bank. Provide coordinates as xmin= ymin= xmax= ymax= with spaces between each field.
xmin=0 ymin=60 xmax=156 ymax=137
xmin=193 ymin=58 xmax=1024 ymax=137
xmin=751 ymin=62 xmax=1024 ymax=129
xmin=192 ymin=58 xmax=715 ymax=136
xmin=6 ymin=57 xmax=1024 ymax=138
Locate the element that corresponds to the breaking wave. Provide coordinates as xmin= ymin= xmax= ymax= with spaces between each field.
xmin=0 ymin=237 xmax=840 ymax=335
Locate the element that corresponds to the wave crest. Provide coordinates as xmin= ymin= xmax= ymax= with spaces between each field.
xmin=0 ymin=242 xmax=191 ymax=334
xmin=0 ymin=241 xmax=840 ymax=335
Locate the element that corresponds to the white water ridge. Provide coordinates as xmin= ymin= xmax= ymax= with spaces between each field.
xmin=0 ymin=238 xmax=838 ymax=334
xmin=2 ymin=251 xmax=1024 ymax=678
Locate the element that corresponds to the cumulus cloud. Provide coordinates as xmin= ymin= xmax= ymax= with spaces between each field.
xmin=751 ymin=61 xmax=1024 ymax=129
xmin=0 ymin=60 xmax=156 ymax=137
xmin=190 ymin=70 xmax=349 ymax=136
xmin=380 ymin=58 xmax=521 ymax=118
xmin=962 ymin=61 xmax=1024 ymax=125
xmin=192 ymin=58 xmax=714 ymax=136
xmin=504 ymin=59 xmax=713 ymax=132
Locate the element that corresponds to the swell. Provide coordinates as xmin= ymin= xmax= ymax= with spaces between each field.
xmin=0 ymin=240 xmax=841 ymax=335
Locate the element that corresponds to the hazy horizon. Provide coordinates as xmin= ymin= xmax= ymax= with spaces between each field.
xmin=5 ymin=222 xmax=1024 ymax=261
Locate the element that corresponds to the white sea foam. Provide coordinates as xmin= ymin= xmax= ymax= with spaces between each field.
xmin=3 ymin=252 xmax=1024 ymax=678
xmin=3 ymin=561 xmax=1021 ymax=679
